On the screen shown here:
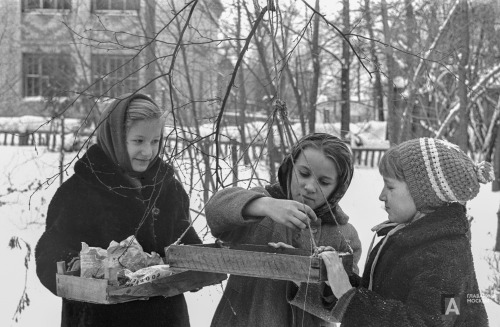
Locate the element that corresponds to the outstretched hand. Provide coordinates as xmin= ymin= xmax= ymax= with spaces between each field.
xmin=244 ymin=197 xmax=317 ymax=230
xmin=319 ymin=251 xmax=353 ymax=299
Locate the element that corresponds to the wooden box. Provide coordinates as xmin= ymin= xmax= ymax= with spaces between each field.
xmin=55 ymin=261 xmax=227 ymax=304
xmin=165 ymin=243 xmax=353 ymax=283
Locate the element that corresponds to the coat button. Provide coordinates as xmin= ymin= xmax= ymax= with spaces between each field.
xmin=311 ymin=228 xmax=318 ymax=234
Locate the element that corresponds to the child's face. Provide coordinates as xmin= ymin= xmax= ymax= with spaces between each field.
xmin=289 ymin=148 xmax=339 ymax=210
xmin=379 ymin=176 xmax=417 ymax=224
xmin=126 ymin=119 xmax=163 ymax=172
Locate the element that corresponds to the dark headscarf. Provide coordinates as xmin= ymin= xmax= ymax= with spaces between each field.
xmin=96 ymin=93 xmax=163 ymax=176
xmin=265 ymin=133 xmax=354 ymax=225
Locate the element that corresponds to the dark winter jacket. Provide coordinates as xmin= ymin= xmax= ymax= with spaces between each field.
xmin=301 ymin=203 xmax=489 ymax=327
xmin=205 ymin=186 xmax=361 ymax=327
xmin=35 ymin=144 xmax=201 ymax=327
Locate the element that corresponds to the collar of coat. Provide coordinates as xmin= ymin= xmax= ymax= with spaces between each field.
xmin=366 ymin=203 xmax=469 ymax=290
xmin=74 ymin=144 xmax=175 ymax=198
xmin=373 ymin=203 xmax=469 ymax=248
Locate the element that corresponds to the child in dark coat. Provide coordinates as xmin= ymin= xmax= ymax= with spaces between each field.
xmin=35 ymin=93 xmax=201 ymax=327
xmin=315 ymin=137 xmax=491 ymax=326
xmin=205 ymin=133 xmax=362 ymax=327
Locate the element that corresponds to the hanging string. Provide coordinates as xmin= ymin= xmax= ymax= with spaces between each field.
xmin=273 ymin=100 xmax=354 ymax=256
xmin=269 ymin=1 xmax=314 ymax=251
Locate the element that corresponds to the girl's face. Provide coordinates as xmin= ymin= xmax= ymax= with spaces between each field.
xmin=126 ymin=119 xmax=163 ymax=172
xmin=379 ymin=176 xmax=417 ymax=224
xmin=289 ymin=147 xmax=339 ymax=210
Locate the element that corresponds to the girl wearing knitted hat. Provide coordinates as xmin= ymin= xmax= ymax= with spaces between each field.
xmin=303 ymin=137 xmax=492 ymax=326
xmin=35 ymin=93 xmax=201 ymax=326
xmin=205 ymin=133 xmax=362 ymax=326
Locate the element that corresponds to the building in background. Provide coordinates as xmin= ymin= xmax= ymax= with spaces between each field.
xmin=0 ymin=0 xmax=224 ymax=127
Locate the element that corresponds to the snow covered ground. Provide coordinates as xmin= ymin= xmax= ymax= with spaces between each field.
xmin=0 ymin=145 xmax=499 ymax=327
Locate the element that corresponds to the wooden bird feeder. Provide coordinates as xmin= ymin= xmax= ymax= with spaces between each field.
xmin=165 ymin=243 xmax=353 ymax=283
xmin=55 ymin=261 xmax=226 ymax=304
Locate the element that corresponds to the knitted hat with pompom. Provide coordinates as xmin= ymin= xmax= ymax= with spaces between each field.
xmin=399 ymin=138 xmax=494 ymax=210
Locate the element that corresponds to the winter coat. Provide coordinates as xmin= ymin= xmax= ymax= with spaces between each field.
xmin=300 ymin=203 xmax=489 ymax=327
xmin=205 ymin=186 xmax=361 ymax=327
xmin=35 ymin=144 xmax=201 ymax=327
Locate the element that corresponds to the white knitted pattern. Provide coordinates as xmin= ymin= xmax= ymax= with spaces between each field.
xmin=420 ymin=138 xmax=447 ymax=202
xmin=476 ymin=161 xmax=495 ymax=184
xmin=427 ymin=138 xmax=458 ymax=201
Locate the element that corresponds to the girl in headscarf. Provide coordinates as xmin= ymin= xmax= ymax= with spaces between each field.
xmin=35 ymin=93 xmax=200 ymax=327
xmin=205 ymin=133 xmax=361 ymax=327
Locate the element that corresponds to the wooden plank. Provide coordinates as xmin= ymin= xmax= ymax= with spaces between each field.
xmin=56 ymin=261 xmax=66 ymax=274
xmin=166 ymin=244 xmax=353 ymax=283
xmin=56 ymin=264 xmax=226 ymax=305
xmin=57 ymin=274 xmax=112 ymax=304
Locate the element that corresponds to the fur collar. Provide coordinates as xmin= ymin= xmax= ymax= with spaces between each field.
xmin=374 ymin=203 xmax=469 ymax=248
xmin=393 ymin=203 xmax=468 ymax=247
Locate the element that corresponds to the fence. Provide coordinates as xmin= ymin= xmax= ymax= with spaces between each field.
xmin=0 ymin=130 xmax=387 ymax=168
xmin=165 ymin=138 xmax=387 ymax=168
xmin=351 ymin=147 xmax=387 ymax=168
xmin=0 ymin=130 xmax=56 ymax=147
xmin=0 ymin=130 xmax=93 ymax=152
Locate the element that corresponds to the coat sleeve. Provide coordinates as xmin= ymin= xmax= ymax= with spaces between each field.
xmin=35 ymin=183 xmax=93 ymax=295
xmin=306 ymin=238 xmax=483 ymax=326
xmin=205 ymin=186 xmax=268 ymax=243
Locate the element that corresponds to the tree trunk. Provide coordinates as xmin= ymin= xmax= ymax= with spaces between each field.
xmin=493 ymin=120 xmax=500 ymax=251
xmin=295 ymin=65 xmax=307 ymax=137
xmin=496 ymin=210 xmax=500 ymax=252
xmin=59 ymin=115 xmax=65 ymax=185
xmin=242 ymin=3 xmax=279 ymax=181
xmin=401 ymin=0 xmax=417 ymax=140
xmin=236 ymin=0 xmax=250 ymax=164
xmin=381 ymin=0 xmax=398 ymax=144
xmin=262 ymin=32 xmax=306 ymax=138
xmin=364 ymin=0 xmax=384 ymax=121
xmin=178 ymin=32 xmax=215 ymax=201
xmin=340 ymin=0 xmax=350 ymax=139
xmin=456 ymin=0 xmax=469 ymax=151
xmin=144 ymin=0 xmax=156 ymax=98
xmin=308 ymin=0 xmax=321 ymax=134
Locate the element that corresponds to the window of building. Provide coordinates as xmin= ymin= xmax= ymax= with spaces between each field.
xmin=92 ymin=54 xmax=139 ymax=97
xmin=92 ymin=0 xmax=139 ymax=11
xmin=23 ymin=53 xmax=74 ymax=98
xmin=22 ymin=0 xmax=71 ymax=11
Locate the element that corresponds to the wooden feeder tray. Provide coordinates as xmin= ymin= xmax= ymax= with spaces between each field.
xmin=165 ymin=243 xmax=353 ymax=283
xmin=55 ymin=261 xmax=227 ymax=305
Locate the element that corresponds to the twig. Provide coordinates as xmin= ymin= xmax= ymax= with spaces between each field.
xmin=214 ymin=5 xmax=269 ymax=189
xmin=9 ymin=237 xmax=31 ymax=323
